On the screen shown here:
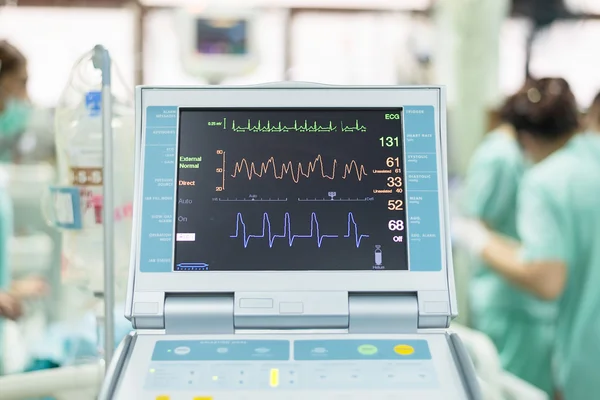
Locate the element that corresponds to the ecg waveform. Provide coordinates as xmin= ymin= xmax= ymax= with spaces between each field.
xmin=224 ymin=118 xmax=367 ymax=133
xmin=230 ymin=212 xmax=370 ymax=248
xmin=230 ymin=154 xmax=368 ymax=183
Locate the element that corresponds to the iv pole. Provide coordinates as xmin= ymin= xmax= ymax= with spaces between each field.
xmin=92 ymin=45 xmax=116 ymax=371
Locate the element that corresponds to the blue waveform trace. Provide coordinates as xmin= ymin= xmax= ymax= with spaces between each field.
xmin=230 ymin=212 xmax=369 ymax=248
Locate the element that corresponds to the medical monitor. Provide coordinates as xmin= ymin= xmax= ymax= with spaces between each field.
xmin=131 ymin=84 xmax=453 ymax=305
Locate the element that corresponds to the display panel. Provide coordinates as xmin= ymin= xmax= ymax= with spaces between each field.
xmin=175 ymin=109 xmax=408 ymax=272
xmin=195 ymin=18 xmax=247 ymax=55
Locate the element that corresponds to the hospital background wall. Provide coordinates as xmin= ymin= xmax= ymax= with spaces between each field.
xmin=0 ymin=0 xmax=600 ymax=373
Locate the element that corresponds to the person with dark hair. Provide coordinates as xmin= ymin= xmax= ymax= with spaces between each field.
xmin=0 ymin=40 xmax=30 ymax=162
xmin=584 ymin=91 xmax=600 ymax=133
xmin=459 ymin=83 xmax=556 ymax=396
xmin=455 ymin=77 xmax=600 ymax=399
xmin=0 ymin=40 xmax=48 ymax=374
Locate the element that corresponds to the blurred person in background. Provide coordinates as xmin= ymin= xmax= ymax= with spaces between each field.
xmin=584 ymin=91 xmax=600 ymax=134
xmin=455 ymin=77 xmax=600 ymax=400
xmin=0 ymin=40 xmax=49 ymax=374
xmin=460 ymin=86 xmax=556 ymax=397
xmin=0 ymin=40 xmax=30 ymax=162
xmin=0 ymin=40 xmax=55 ymax=164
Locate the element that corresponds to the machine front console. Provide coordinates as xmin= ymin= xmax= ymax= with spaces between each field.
xmin=113 ymin=334 xmax=470 ymax=400
xmin=101 ymin=85 xmax=480 ymax=400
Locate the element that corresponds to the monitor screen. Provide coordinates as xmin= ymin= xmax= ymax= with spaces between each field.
xmin=175 ymin=109 xmax=408 ymax=272
xmin=195 ymin=18 xmax=247 ymax=55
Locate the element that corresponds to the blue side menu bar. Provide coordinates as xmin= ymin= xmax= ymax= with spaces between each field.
xmin=140 ymin=106 xmax=178 ymax=272
xmin=404 ymin=106 xmax=442 ymax=272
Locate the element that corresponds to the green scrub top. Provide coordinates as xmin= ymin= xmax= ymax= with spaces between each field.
xmin=0 ymin=185 xmax=13 ymax=375
xmin=463 ymin=128 xmax=556 ymax=395
xmin=464 ymin=129 xmax=556 ymax=319
xmin=518 ymin=133 xmax=600 ymax=399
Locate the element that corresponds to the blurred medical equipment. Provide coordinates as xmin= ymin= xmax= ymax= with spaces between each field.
xmin=25 ymin=46 xmax=133 ymax=372
xmin=48 ymin=46 xmax=133 ymax=304
xmin=175 ymin=6 xmax=259 ymax=84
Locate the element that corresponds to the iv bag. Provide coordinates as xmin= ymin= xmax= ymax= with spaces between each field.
xmin=47 ymin=48 xmax=134 ymax=303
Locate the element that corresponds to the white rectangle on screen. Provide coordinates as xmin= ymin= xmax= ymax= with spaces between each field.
xmin=176 ymin=233 xmax=196 ymax=242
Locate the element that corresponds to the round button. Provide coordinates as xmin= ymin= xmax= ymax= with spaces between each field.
xmin=394 ymin=344 xmax=415 ymax=355
xmin=174 ymin=346 xmax=191 ymax=355
xmin=311 ymin=347 xmax=327 ymax=354
xmin=357 ymin=344 xmax=378 ymax=355
xmin=254 ymin=347 xmax=270 ymax=354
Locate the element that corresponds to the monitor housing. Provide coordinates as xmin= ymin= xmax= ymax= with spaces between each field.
xmin=126 ymin=83 xmax=456 ymax=330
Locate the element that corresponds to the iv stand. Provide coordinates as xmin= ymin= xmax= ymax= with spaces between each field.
xmin=92 ymin=45 xmax=116 ymax=372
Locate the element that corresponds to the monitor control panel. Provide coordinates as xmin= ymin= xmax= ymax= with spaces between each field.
xmin=112 ymin=334 xmax=468 ymax=400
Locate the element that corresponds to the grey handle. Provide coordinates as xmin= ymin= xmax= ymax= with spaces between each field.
xmin=97 ymin=332 xmax=136 ymax=400
xmin=449 ymin=332 xmax=484 ymax=400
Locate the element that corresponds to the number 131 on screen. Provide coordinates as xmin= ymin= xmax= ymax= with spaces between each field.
xmin=380 ymin=137 xmax=399 ymax=147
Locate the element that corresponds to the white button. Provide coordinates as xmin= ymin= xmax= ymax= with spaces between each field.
xmin=255 ymin=347 xmax=270 ymax=353
xmin=174 ymin=346 xmax=191 ymax=355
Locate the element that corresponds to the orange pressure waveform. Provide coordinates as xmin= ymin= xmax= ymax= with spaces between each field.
xmin=231 ymin=155 xmax=368 ymax=183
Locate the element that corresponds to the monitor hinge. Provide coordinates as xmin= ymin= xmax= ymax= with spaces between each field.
xmin=348 ymin=293 xmax=419 ymax=334
xmin=164 ymin=294 xmax=235 ymax=334
xmin=233 ymin=292 xmax=349 ymax=330
xmin=139 ymin=291 xmax=448 ymax=333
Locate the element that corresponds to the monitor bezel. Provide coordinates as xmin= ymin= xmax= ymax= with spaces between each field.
xmin=129 ymin=84 xmax=453 ymax=297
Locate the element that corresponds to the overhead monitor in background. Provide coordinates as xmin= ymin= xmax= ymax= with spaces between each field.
xmin=195 ymin=18 xmax=248 ymax=55
xmin=176 ymin=7 xmax=259 ymax=84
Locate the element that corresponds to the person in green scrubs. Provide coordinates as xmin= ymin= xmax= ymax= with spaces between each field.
xmin=462 ymin=93 xmax=556 ymax=396
xmin=0 ymin=40 xmax=48 ymax=374
xmin=455 ymin=77 xmax=600 ymax=400
xmin=0 ymin=170 xmax=21 ymax=326
xmin=0 ymin=39 xmax=28 ymax=375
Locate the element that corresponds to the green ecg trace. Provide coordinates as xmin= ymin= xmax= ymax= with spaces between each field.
xmin=208 ymin=118 xmax=367 ymax=133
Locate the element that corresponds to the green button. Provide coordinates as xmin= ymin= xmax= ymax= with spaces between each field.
xmin=357 ymin=344 xmax=378 ymax=355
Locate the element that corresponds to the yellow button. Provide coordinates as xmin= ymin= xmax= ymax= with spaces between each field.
xmin=394 ymin=344 xmax=415 ymax=355
xmin=193 ymin=397 xmax=213 ymax=400
xmin=155 ymin=396 xmax=170 ymax=400
xmin=269 ymin=368 xmax=279 ymax=388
